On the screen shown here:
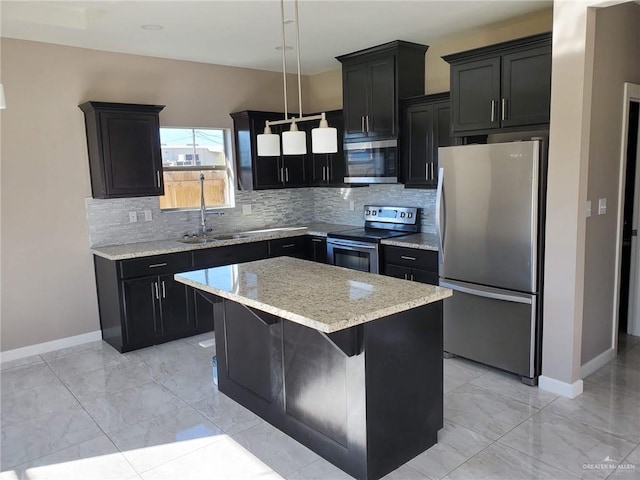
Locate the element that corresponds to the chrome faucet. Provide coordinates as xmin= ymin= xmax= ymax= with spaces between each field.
xmin=199 ymin=173 xmax=207 ymax=235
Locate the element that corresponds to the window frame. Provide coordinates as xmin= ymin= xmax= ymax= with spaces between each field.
xmin=159 ymin=126 xmax=236 ymax=211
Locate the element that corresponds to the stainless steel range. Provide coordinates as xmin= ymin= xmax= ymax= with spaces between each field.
xmin=327 ymin=205 xmax=420 ymax=273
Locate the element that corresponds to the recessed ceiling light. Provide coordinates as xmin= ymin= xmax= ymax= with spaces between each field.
xmin=275 ymin=45 xmax=293 ymax=51
xmin=141 ymin=24 xmax=164 ymax=31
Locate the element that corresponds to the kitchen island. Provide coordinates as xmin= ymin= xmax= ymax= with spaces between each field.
xmin=175 ymin=257 xmax=452 ymax=480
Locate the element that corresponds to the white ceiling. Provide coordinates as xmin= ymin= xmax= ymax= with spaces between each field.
xmin=0 ymin=0 xmax=552 ymax=75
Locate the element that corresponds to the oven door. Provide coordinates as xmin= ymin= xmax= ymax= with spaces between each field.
xmin=326 ymin=238 xmax=379 ymax=273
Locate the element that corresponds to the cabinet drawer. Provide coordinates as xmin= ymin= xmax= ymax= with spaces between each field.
xmin=193 ymin=241 xmax=270 ymax=268
xmin=384 ymin=246 xmax=437 ymax=271
xmin=269 ymin=236 xmax=306 ymax=258
xmin=120 ymin=252 xmax=192 ymax=279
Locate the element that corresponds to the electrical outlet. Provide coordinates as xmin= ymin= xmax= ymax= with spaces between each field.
xmin=586 ymin=200 xmax=591 ymax=218
xmin=128 ymin=211 xmax=138 ymax=223
xmin=144 ymin=210 xmax=152 ymax=222
xmin=242 ymin=204 xmax=252 ymax=215
xmin=349 ymin=200 xmax=355 ymax=211
xmin=598 ymin=198 xmax=607 ymax=215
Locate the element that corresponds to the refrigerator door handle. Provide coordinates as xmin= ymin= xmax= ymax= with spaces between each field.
xmin=439 ymin=280 xmax=533 ymax=305
xmin=436 ymin=167 xmax=445 ymax=261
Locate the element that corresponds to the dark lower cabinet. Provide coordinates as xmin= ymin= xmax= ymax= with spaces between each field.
xmin=95 ymin=252 xmax=200 ymax=353
xmin=383 ymin=245 xmax=438 ymax=285
xmin=269 ymin=236 xmax=306 ymax=258
xmin=306 ymin=236 xmax=327 ymax=263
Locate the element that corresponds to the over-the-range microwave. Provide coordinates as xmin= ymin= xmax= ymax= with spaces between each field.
xmin=344 ymin=139 xmax=398 ymax=184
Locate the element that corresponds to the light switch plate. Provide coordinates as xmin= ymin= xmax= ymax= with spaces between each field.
xmin=349 ymin=200 xmax=355 ymax=211
xmin=242 ymin=204 xmax=252 ymax=215
xmin=128 ymin=211 xmax=137 ymax=223
xmin=598 ymin=198 xmax=607 ymax=215
xmin=586 ymin=200 xmax=591 ymax=218
xmin=144 ymin=210 xmax=152 ymax=222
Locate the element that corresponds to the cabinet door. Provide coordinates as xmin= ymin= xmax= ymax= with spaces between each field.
xmin=308 ymin=154 xmax=329 ymax=186
xmin=384 ymin=263 xmax=412 ymax=280
xmin=326 ymin=111 xmax=346 ymax=185
xmin=99 ymin=111 xmax=163 ymax=197
xmin=403 ymin=103 xmax=434 ymax=187
xmin=368 ymin=56 xmax=396 ymax=139
xmin=433 ymin=102 xmax=459 ymax=186
xmin=253 ymin=120 xmax=284 ymax=190
xmin=450 ymin=57 xmax=501 ymax=133
xmin=158 ymin=275 xmax=194 ymax=339
xmin=501 ymin=46 xmax=552 ymax=128
xmin=282 ymin=155 xmax=307 ymax=187
xmin=193 ymin=290 xmax=216 ymax=334
xmin=410 ymin=268 xmax=439 ymax=286
xmin=122 ymin=277 xmax=162 ymax=349
xmin=305 ymin=237 xmax=327 ymax=263
xmin=343 ymin=64 xmax=369 ymax=140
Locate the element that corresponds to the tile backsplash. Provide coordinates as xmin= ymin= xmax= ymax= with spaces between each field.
xmin=86 ymin=185 xmax=437 ymax=247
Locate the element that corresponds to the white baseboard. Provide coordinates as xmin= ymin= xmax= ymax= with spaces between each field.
xmin=0 ymin=331 xmax=103 ymax=363
xmin=581 ymin=348 xmax=616 ymax=378
xmin=539 ymin=375 xmax=584 ymax=398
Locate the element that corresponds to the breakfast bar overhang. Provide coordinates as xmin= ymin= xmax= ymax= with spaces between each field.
xmin=175 ymin=257 xmax=452 ymax=480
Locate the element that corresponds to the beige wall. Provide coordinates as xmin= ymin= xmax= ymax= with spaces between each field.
xmin=0 ymin=38 xmax=295 ymax=352
xmin=581 ymin=2 xmax=640 ymax=364
xmin=306 ymin=8 xmax=553 ymax=111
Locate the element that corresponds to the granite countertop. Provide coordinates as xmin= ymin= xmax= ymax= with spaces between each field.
xmin=381 ymin=232 xmax=439 ymax=251
xmin=175 ymin=256 xmax=452 ymax=333
xmin=91 ymin=222 xmax=354 ymax=260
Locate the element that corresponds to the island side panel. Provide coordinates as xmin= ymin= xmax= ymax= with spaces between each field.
xmin=363 ymin=302 xmax=444 ymax=479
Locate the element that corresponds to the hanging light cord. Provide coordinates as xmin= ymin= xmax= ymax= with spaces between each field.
xmin=280 ymin=0 xmax=288 ymax=121
xmin=294 ymin=0 xmax=303 ymax=120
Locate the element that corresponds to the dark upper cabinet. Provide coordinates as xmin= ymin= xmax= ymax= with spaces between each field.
xmin=307 ymin=110 xmax=346 ymax=187
xmin=401 ymin=93 xmax=460 ymax=188
xmin=337 ymin=41 xmax=428 ymax=142
xmin=444 ymin=32 xmax=551 ymax=135
xmin=231 ymin=110 xmax=308 ymax=190
xmin=79 ymin=102 xmax=165 ymax=198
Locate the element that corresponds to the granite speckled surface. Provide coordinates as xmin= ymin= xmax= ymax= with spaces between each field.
xmin=91 ymin=222 xmax=354 ymax=260
xmin=175 ymin=257 xmax=452 ymax=333
xmin=381 ymin=232 xmax=439 ymax=251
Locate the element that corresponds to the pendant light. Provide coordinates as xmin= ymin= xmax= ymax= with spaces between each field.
xmin=256 ymin=0 xmax=338 ymax=157
xmin=0 ymin=84 xmax=6 ymax=109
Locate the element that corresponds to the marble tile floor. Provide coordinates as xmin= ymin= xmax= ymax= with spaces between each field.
xmin=1 ymin=332 xmax=639 ymax=480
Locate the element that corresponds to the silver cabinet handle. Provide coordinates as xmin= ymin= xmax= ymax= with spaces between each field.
xmin=366 ymin=115 xmax=370 ymax=133
xmin=326 ymin=165 xmax=330 ymax=181
xmin=322 ymin=166 xmax=326 ymax=181
xmin=410 ymin=274 xmax=415 ymax=281
xmin=285 ymin=168 xmax=289 ymax=182
xmin=161 ymin=281 xmax=166 ymax=299
xmin=282 ymin=243 xmax=296 ymax=248
xmin=501 ymin=98 xmax=507 ymax=121
xmin=404 ymin=273 xmax=408 ymax=280
xmin=280 ymin=167 xmax=285 ymax=183
xmin=311 ymin=238 xmax=322 ymax=243
xmin=156 ymin=171 xmax=162 ymax=188
xmin=361 ymin=116 xmax=365 ymax=133
xmin=431 ymin=163 xmax=435 ymax=181
xmin=490 ymin=100 xmax=496 ymax=122
xmin=154 ymin=282 xmax=160 ymax=300
xmin=400 ymin=255 xmax=417 ymax=261
xmin=148 ymin=263 xmax=168 ymax=268
xmin=426 ymin=162 xmax=430 ymax=181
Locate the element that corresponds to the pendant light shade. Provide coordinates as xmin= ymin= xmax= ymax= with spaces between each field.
xmin=257 ymin=124 xmax=280 ymax=156
xmin=282 ymin=121 xmax=307 ymax=155
xmin=0 ymin=84 xmax=6 ymax=109
xmin=311 ymin=114 xmax=338 ymax=154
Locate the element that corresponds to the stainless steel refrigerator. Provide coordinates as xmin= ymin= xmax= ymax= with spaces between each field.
xmin=437 ymin=140 xmax=544 ymax=385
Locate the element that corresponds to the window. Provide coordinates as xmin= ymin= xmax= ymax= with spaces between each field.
xmin=159 ymin=127 xmax=234 ymax=210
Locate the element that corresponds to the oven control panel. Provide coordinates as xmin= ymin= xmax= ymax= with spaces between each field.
xmin=363 ymin=205 xmax=419 ymax=225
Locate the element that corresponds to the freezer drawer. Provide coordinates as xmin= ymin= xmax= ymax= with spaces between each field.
xmin=440 ymin=280 xmax=536 ymax=379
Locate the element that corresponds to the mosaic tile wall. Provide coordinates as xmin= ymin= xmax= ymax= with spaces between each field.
xmin=86 ymin=185 xmax=437 ymax=247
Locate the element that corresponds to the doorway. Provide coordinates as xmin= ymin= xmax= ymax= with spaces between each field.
xmin=617 ymin=83 xmax=640 ymax=347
